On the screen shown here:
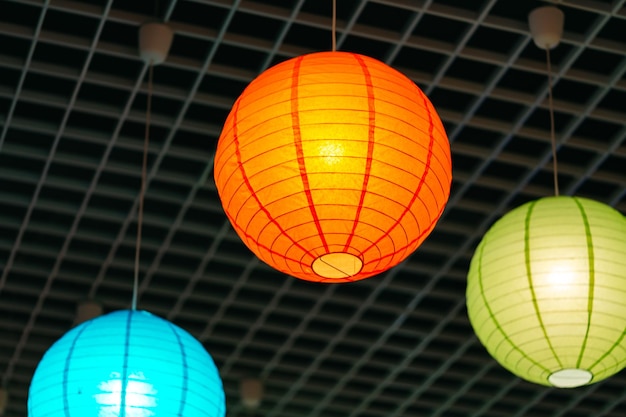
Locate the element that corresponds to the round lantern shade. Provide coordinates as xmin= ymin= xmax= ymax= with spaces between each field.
xmin=28 ymin=309 xmax=225 ymax=417
xmin=214 ymin=51 xmax=452 ymax=283
xmin=467 ymin=196 xmax=626 ymax=387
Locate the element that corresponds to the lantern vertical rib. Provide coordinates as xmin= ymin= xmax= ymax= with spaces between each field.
xmin=60 ymin=324 xmax=89 ymax=417
xmin=341 ymin=54 xmax=375 ymax=259
xmin=119 ymin=311 xmax=132 ymax=416
xmin=474 ymin=231 xmax=551 ymax=377
xmin=523 ymin=200 xmax=564 ymax=370
xmin=291 ymin=55 xmax=330 ymax=256
xmin=360 ymin=88 xmax=438 ymax=266
xmin=168 ymin=322 xmax=190 ymax=416
xmin=228 ymin=92 xmax=318 ymax=265
xmin=574 ymin=198 xmax=595 ymax=369
xmin=588 ymin=319 xmax=626 ymax=372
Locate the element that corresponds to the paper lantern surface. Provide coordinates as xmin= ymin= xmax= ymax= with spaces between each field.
xmin=467 ymin=196 xmax=626 ymax=387
xmin=28 ymin=309 xmax=225 ymax=417
xmin=214 ymin=51 xmax=452 ymax=283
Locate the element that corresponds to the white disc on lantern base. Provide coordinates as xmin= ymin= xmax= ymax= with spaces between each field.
xmin=312 ymin=252 xmax=363 ymax=279
xmin=528 ymin=6 xmax=564 ymax=50
xmin=549 ymin=369 xmax=593 ymax=388
xmin=139 ymin=21 xmax=174 ymax=65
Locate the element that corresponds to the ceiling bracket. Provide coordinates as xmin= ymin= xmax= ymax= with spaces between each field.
xmin=528 ymin=6 xmax=564 ymax=50
xmin=139 ymin=21 xmax=174 ymax=65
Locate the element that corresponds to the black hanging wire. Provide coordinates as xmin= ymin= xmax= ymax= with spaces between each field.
xmin=132 ymin=62 xmax=153 ymax=310
xmin=545 ymin=46 xmax=560 ymax=196
xmin=332 ymin=0 xmax=337 ymax=51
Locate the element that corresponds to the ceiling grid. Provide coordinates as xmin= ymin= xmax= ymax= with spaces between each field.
xmin=0 ymin=0 xmax=625 ymax=416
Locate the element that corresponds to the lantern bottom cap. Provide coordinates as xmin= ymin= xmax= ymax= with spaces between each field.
xmin=548 ymin=368 xmax=592 ymax=388
xmin=311 ymin=252 xmax=363 ymax=279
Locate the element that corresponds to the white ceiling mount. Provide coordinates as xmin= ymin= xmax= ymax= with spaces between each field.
xmin=139 ymin=21 xmax=174 ymax=65
xmin=73 ymin=299 xmax=103 ymax=326
xmin=528 ymin=6 xmax=564 ymax=50
xmin=240 ymin=378 xmax=263 ymax=410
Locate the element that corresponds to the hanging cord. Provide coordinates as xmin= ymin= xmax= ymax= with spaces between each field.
xmin=331 ymin=0 xmax=337 ymax=51
xmin=545 ymin=46 xmax=559 ymax=196
xmin=132 ymin=62 xmax=153 ymax=310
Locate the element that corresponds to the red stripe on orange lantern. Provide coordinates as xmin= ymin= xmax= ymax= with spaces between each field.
xmin=291 ymin=56 xmax=328 ymax=255
xmin=343 ymin=53 xmax=375 ymax=253
xmin=215 ymin=51 xmax=452 ymax=283
xmin=231 ymin=99 xmax=312 ymax=261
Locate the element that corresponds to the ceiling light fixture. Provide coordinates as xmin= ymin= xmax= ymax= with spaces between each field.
xmin=27 ymin=22 xmax=227 ymax=416
xmin=214 ymin=0 xmax=452 ymax=283
xmin=466 ymin=6 xmax=626 ymax=388
xmin=73 ymin=299 xmax=103 ymax=326
xmin=240 ymin=377 xmax=264 ymax=411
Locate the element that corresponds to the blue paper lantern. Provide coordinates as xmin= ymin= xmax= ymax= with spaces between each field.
xmin=28 ymin=309 xmax=225 ymax=417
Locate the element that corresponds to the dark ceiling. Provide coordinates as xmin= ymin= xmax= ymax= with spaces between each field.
xmin=1 ymin=0 xmax=626 ymax=416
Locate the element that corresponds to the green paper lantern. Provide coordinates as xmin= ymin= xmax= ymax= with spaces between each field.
xmin=467 ymin=196 xmax=626 ymax=388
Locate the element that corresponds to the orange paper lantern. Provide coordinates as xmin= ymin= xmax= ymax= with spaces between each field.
xmin=214 ymin=51 xmax=452 ymax=283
